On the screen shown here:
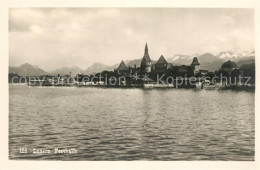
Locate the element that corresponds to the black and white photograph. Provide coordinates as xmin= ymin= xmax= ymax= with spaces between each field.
xmin=1 ymin=1 xmax=260 ymax=169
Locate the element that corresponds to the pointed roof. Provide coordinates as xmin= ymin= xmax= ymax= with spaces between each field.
xmin=141 ymin=43 xmax=151 ymax=65
xmin=156 ymin=55 xmax=168 ymax=64
xmin=145 ymin=43 xmax=148 ymax=54
xmin=191 ymin=57 xmax=200 ymax=65
xmin=117 ymin=60 xmax=128 ymax=70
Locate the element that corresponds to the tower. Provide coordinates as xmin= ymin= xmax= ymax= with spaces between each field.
xmin=155 ymin=55 xmax=168 ymax=72
xmin=141 ymin=43 xmax=152 ymax=73
xmin=116 ymin=60 xmax=129 ymax=75
xmin=191 ymin=57 xmax=200 ymax=75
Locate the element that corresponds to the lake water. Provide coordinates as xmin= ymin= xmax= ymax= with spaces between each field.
xmin=9 ymin=85 xmax=255 ymax=160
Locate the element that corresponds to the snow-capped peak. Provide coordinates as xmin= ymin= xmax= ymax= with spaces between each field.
xmin=217 ymin=51 xmax=234 ymax=59
xmin=217 ymin=50 xmax=255 ymax=59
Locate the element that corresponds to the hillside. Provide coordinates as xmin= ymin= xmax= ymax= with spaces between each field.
xmin=166 ymin=51 xmax=255 ymax=71
xmin=9 ymin=63 xmax=49 ymax=76
xmin=9 ymin=50 xmax=255 ymax=76
xmin=83 ymin=62 xmax=119 ymax=75
xmin=50 ymin=66 xmax=84 ymax=76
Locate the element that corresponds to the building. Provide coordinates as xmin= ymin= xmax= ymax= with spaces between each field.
xmin=154 ymin=55 xmax=172 ymax=73
xmin=170 ymin=57 xmax=207 ymax=76
xmin=115 ymin=60 xmax=131 ymax=75
xmin=113 ymin=43 xmax=208 ymax=79
xmin=191 ymin=57 xmax=200 ymax=75
xmin=199 ymin=69 xmax=209 ymax=76
xmin=140 ymin=43 xmax=152 ymax=73
xmin=219 ymin=60 xmax=238 ymax=76
xmin=217 ymin=60 xmax=255 ymax=86
xmin=171 ymin=65 xmax=194 ymax=77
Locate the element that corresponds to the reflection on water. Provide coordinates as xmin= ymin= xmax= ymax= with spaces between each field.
xmin=9 ymin=85 xmax=254 ymax=160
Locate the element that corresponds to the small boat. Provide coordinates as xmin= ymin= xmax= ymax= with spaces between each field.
xmin=142 ymin=78 xmax=155 ymax=88
xmin=143 ymin=82 xmax=175 ymax=88
xmin=143 ymin=83 xmax=154 ymax=88
xmin=202 ymin=81 xmax=221 ymax=90
xmin=153 ymin=83 xmax=174 ymax=88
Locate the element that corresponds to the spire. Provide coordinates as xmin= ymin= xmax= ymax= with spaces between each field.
xmin=145 ymin=42 xmax=148 ymax=54
xmin=141 ymin=43 xmax=151 ymax=66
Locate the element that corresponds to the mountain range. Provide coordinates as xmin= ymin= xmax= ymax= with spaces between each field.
xmin=49 ymin=66 xmax=84 ymax=76
xmin=9 ymin=63 xmax=49 ymax=76
xmin=9 ymin=51 xmax=255 ymax=76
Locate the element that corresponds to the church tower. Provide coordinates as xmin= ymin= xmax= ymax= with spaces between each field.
xmin=191 ymin=57 xmax=200 ymax=75
xmin=141 ymin=43 xmax=152 ymax=73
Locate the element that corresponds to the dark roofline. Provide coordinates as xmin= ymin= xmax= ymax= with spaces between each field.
xmin=117 ymin=60 xmax=128 ymax=70
xmin=156 ymin=55 xmax=168 ymax=64
xmin=191 ymin=57 xmax=200 ymax=65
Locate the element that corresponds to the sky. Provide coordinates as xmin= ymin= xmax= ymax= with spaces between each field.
xmin=9 ymin=8 xmax=254 ymax=71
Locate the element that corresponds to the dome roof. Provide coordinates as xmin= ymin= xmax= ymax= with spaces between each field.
xmin=221 ymin=60 xmax=238 ymax=69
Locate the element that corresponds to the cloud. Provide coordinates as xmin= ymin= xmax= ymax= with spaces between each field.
xmin=9 ymin=8 xmax=254 ymax=71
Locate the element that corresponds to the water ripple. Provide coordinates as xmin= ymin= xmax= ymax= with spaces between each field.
xmin=9 ymin=85 xmax=255 ymax=160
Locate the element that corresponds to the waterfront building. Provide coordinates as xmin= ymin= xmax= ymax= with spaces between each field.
xmin=115 ymin=60 xmax=131 ymax=75
xmin=217 ymin=60 xmax=255 ymax=86
xmin=170 ymin=57 xmax=207 ymax=77
xmin=113 ymin=43 xmax=209 ymax=85
xmin=219 ymin=60 xmax=238 ymax=76
xmin=191 ymin=57 xmax=200 ymax=75
xmin=140 ymin=43 xmax=152 ymax=73
xmin=154 ymin=55 xmax=172 ymax=73
xmin=170 ymin=65 xmax=193 ymax=77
